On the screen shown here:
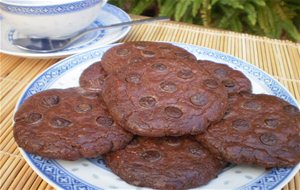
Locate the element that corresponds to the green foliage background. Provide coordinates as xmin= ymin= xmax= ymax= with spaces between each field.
xmin=109 ymin=0 xmax=300 ymax=42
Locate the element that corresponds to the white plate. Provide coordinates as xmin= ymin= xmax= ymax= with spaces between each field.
xmin=15 ymin=43 xmax=300 ymax=190
xmin=0 ymin=4 xmax=130 ymax=58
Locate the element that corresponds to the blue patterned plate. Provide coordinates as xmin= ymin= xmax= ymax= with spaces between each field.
xmin=0 ymin=4 xmax=130 ymax=58
xmin=15 ymin=43 xmax=300 ymax=190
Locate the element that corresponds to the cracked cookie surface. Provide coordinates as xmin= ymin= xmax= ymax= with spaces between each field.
xmin=13 ymin=87 xmax=133 ymax=160
xmin=101 ymin=41 xmax=197 ymax=73
xmin=102 ymin=58 xmax=228 ymax=137
xmin=197 ymin=60 xmax=252 ymax=94
xmin=104 ymin=137 xmax=225 ymax=190
xmin=79 ymin=62 xmax=108 ymax=93
xmin=196 ymin=92 xmax=300 ymax=167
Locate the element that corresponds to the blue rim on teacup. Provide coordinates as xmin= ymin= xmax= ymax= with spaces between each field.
xmin=0 ymin=0 xmax=103 ymax=15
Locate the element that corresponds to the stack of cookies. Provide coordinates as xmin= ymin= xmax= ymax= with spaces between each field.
xmin=14 ymin=42 xmax=300 ymax=190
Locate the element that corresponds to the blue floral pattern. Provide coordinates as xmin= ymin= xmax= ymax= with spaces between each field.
xmin=0 ymin=0 xmax=101 ymax=15
xmin=16 ymin=43 xmax=299 ymax=190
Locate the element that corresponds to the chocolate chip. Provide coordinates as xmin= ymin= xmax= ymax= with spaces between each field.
xmin=125 ymin=73 xmax=141 ymax=84
xmin=264 ymin=118 xmax=279 ymax=128
xmin=139 ymin=96 xmax=157 ymax=108
xmin=242 ymin=101 xmax=261 ymax=110
xmin=26 ymin=112 xmax=42 ymax=124
xmin=222 ymin=79 xmax=235 ymax=88
xmin=50 ymin=117 xmax=72 ymax=128
xmin=41 ymin=95 xmax=59 ymax=107
xmin=128 ymin=118 xmax=150 ymax=129
xmin=96 ymin=116 xmax=114 ymax=127
xmin=214 ymin=68 xmax=228 ymax=77
xmin=223 ymin=109 xmax=233 ymax=119
xmin=160 ymin=81 xmax=177 ymax=93
xmin=88 ymin=77 xmax=105 ymax=87
xmin=116 ymin=49 xmax=130 ymax=56
xmin=204 ymin=79 xmax=219 ymax=89
xmin=175 ymin=52 xmax=189 ymax=58
xmin=190 ymin=93 xmax=208 ymax=106
xmin=133 ymin=42 xmax=148 ymax=49
xmin=75 ymin=104 xmax=92 ymax=113
xmin=141 ymin=50 xmax=155 ymax=57
xmin=158 ymin=46 xmax=171 ymax=51
xmin=240 ymin=92 xmax=254 ymax=99
xmin=189 ymin=146 xmax=205 ymax=157
xmin=165 ymin=137 xmax=181 ymax=146
xmin=151 ymin=63 xmax=167 ymax=71
xmin=260 ymin=133 xmax=277 ymax=146
xmin=228 ymin=94 xmax=238 ymax=102
xmin=77 ymin=88 xmax=99 ymax=99
xmin=165 ymin=106 xmax=183 ymax=118
xmin=128 ymin=57 xmax=143 ymax=65
xmin=283 ymin=105 xmax=299 ymax=114
xmin=177 ymin=69 xmax=193 ymax=79
xmin=81 ymin=92 xmax=99 ymax=99
xmin=141 ymin=150 xmax=161 ymax=162
xmin=232 ymin=119 xmax=250 ymax=131
xmin=175 ymin=52 xmax=194 ymax=61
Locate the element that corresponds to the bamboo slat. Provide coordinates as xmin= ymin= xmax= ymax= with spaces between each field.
xmin=1 ymin=15 xmax=299 ymax=190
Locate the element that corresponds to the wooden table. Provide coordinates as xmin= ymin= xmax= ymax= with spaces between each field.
xmin=1 ymin=15 xmax=300 ymax=190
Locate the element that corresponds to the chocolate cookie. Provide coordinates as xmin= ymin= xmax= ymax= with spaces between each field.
xmin=79 ymin=62 xmax=108 ymax=92
xmin=102 ymin=58 xmax=228 ymax=137
xmin=101 ymin=41 xmax=197 ymax=73
xmin=196 ymin=92 xmax=300 ymax=167
xmin=13 ymin=88 xmax=133 ymax=160
xmin=198 ymin=60 xmax=252 ymax=94
xmin=104 ymin=137 xmax=225 ymax=190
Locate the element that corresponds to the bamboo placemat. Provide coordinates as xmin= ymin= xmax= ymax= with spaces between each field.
xmin=1 ymin=15 xmax=300 ymax=190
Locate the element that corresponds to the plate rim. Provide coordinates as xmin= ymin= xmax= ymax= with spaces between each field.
xmin=14 ymin=42 xmax=300 ymax=190
xmin=0 ymin=3 xmax=131 ymax=58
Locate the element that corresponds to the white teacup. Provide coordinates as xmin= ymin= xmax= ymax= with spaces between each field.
xmin=0 ymin=0 xmax=108 ymax=38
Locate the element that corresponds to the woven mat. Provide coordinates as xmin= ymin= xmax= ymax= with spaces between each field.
xmin=1 ymin=15 xmax=300 ymax=190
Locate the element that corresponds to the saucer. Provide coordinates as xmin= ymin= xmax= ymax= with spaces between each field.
xmin=0 ymin=4 xmax=131 ymax=58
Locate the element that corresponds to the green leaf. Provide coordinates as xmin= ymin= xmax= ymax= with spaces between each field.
xmin=218 ymin=0 xmax=244 ymax=9
xmin=192 ymin=0 xmax=203 ymax=17
xmin=216 ymin=7 xmax=236 ymax=29
xmin=272 ymin=2 xmax=300 ymax=40
xmin=182 ymin=6 xmax=194 ymax=23
xmin=175 ymin=0 xmax=193 ymax=21
xmin=109 ymin=0 xmax=300 ymax=42
xmin=131 ymin=0 xmax=154 ymax=14
xmin=273 ymin=2 xmax=296 ymax=20
xmin=285 ymin=0 xmax=300 ymax=6
xmin=108 ymin=0 xmax=120 ymax=7
xmin=293 ymin=15 xmax=300 ymax=31
xmin=257 ymin=6 xmax=271 ymax=37
xmin=265 ymin=4 xmax=276 ymax=37
xmin=157 ymin=0 xmax=163 ymax=8
xmin=273 ymin=3 xmax=288 ymax=20
xmin=211 ymin=0 xmax=219 ymax=6
xmin=244 ymin=3 xmax=257 ymax=26
xmin=282 ymin=20 xmax=300 ymax=41
xmin=257 ymin=4 xmax=279 ymax=38
xmin=159 ymin=0 xmax=177 ymax=17
xmin=231 ymin=17 xmax=243 ymax=32
xmin=250 ymin=0 xmax=266 ymax=7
